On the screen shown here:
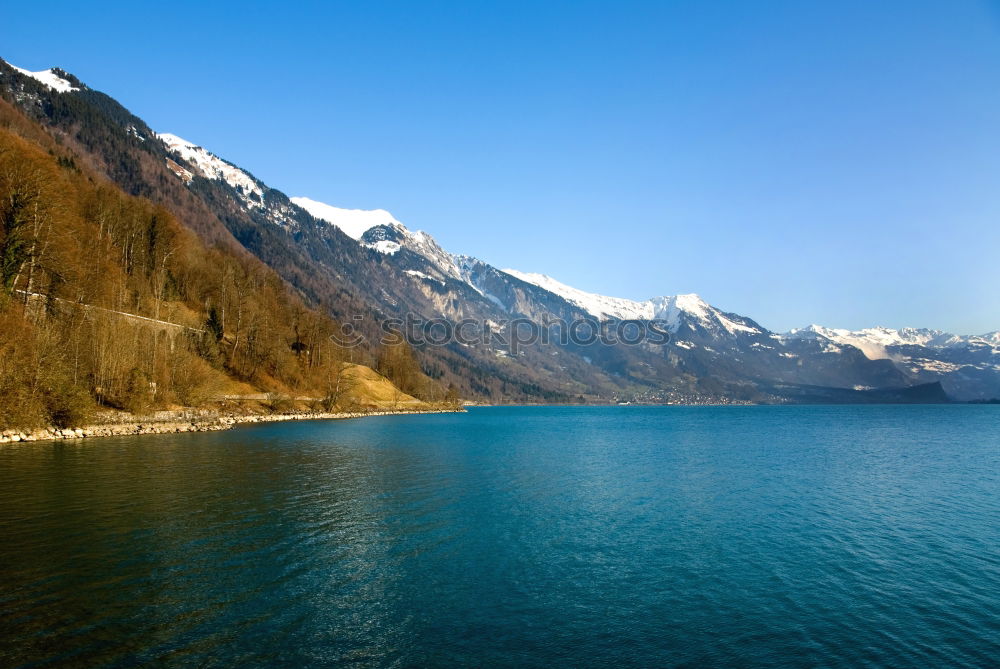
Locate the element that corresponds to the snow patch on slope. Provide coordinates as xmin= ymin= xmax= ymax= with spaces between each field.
xmin=9 ymin=65 xmax=79 ymax=93
xmin=291 ymin=197 xmax=404 ymax=240
xmin=501 ymin=270 xmax=652 ymax=320
xmin=368 ymin=240 xmax=401 ymax=255
xmin=158 ymin=133 xmax=265 ymax=207
xmin=405 ymin=269 xmax=443 ymax=284
xmin=293 ymin=196 xmax=470 ymax=276
xmin=406 ymin=230 xmax=464 ymax=280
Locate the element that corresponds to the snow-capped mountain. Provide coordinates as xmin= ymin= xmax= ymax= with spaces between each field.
xmin=277 ymin=193 xmax=1000 ymax=400
xmin=500 ymin=270 xmax=762 ymax=335
xmin=3 ymin=57 xmax=994 ymax=402
xmin=783 ymin=325 xmax=981 ymax=358
xmin=781 ymin=324 xmax=1000 ymax=399
xmin=783 ymin=324 xmax=1000 ymax=362
xmin=293 ymin=196 xmax=474 ymax=278
xmin=289 ymin=197 xmax=765 ymax=340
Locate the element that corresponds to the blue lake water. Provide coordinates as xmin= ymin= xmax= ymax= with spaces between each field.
xmin=1 ymin=405 xmax=999 ymax=667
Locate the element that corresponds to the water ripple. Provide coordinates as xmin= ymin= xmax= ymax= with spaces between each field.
xmin=1 ymin=406 xmax=1000 ymax=667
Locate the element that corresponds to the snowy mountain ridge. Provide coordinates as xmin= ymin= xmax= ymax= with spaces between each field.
xmin=500 ymin=269 xmax=761 ymax=335
xmin=8 ymin=65 xmax=79 ymax=93
xmin=158 ymin=133 xmax=266 ymax=209
xmin=783 ymin=324 xmax=1000 ymax=361
xmin=290 ymin=195 xmax=762 ymax=335
xmin=498 ymin=270 xmax=654 ymax=321
xmin=283 ymin=195 xmax=994 ymax=350
xmin=291 ymin=197 xmax=405 ymax=240
xmin=291 ymin=196 xmax=467 ymax=269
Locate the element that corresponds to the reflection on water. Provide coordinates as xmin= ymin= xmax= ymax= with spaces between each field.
xmin=1 ymin=406 xmax=999 ymax=667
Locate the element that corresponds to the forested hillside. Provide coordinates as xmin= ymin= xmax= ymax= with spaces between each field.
xmin=0 ymin=100 xmax=444 ymax=430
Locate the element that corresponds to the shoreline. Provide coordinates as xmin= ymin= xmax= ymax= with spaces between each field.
xmin=0 ymin=408 xmax=465 ymax=444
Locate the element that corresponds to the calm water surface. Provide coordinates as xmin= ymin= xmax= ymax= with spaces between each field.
xmin=1 ymin=406 xmax=999 ymax=667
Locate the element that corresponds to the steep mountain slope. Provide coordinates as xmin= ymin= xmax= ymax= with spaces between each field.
xmin=0 ymin=106 xmax=441 ymax=430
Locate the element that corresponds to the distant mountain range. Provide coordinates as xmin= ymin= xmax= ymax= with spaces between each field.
xmin=3 ymin=59 xmax=996 ymax=402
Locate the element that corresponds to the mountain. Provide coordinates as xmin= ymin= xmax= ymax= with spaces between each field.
xmin=2 ymin=57 xmax=995 ymax=403
xmin=0 ymin=88 xmax=451 ymax=430
xmin=782 ymin=325 xmax=1000 ymax=400
xmin=291 ymin=192 xmax=981 ymax=400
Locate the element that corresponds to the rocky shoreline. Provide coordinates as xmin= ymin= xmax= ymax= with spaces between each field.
xmin=0 ymin=408 xmax=464 ymax=444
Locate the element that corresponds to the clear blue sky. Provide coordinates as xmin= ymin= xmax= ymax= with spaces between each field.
xmin=4 ymin=1 xmax=1000 ymax=333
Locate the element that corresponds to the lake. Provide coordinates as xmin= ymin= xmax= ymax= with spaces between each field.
xmin=2 ymin=406 xmax=999 ymax=667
